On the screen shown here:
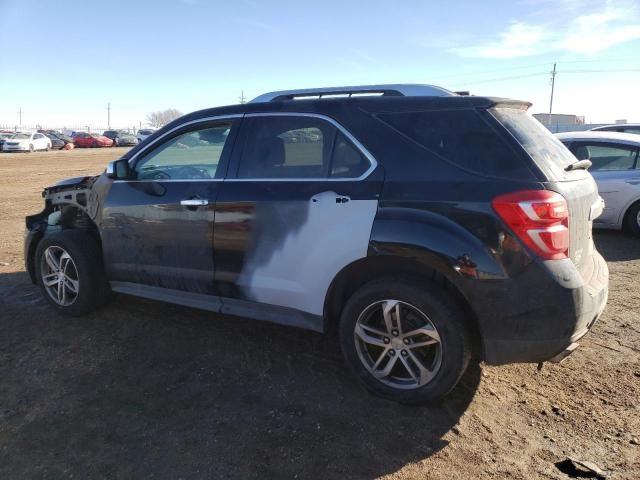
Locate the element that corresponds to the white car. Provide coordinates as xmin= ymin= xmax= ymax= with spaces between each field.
xmin=136 ymin=129 xmax=156 ymax=143
xmin=2 ymin=132 xmax=52 ymax=152
xmin=556 ymin=131 xmax=640 ymax=236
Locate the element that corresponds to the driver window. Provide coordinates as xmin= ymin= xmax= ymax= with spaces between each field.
xmin=135 ymin=123 xmax=232 ymax=180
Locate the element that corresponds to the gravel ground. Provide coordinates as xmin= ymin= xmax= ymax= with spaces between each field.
xmin=0 ymin=148 xmax=638 ymax=479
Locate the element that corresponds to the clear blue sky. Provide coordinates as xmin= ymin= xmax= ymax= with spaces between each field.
xmin=1 ymin=0 xmax=639 ymax=129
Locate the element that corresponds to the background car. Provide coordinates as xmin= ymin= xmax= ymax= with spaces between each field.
xmin=557 ymin=131 xmax=640 ymax=236
xmin=2 ymin=132 xmax=52 ymax=152
xmin=73 ymin=132 xmax=114 ymax=148
xmin=591 ymin=124 xmax=640 ymax=135
xmin=44 ymin=133 xmax=66 ymax=150
xmin=0 ymin=132 xmax=13 ymax=150
xmin=136 ymin=128 xmax=155 ymax=143
xmin=104 ymin=130 xmax=138 ymax=146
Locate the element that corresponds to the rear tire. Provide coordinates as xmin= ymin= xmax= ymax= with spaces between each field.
xmin=339 ymin=278 xmax=471 ymax=404
xmin=35 ymin=230 xmax=110 ymax=316
xmin=624 ymin=201 xmax=640 ymax=237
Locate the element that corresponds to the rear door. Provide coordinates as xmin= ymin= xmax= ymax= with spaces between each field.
xmin=213 ymin=113 xmax=382 ymax=318
xmin=567 ymin=141 xmax=640 ymax=227
xmin=101 ymin=118 xmax=239 ymax=294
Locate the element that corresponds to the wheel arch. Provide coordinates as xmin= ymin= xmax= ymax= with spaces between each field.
xmin=620 ymin=196 xmax=640 ymax=230
xmin=26 ymin=203 xmax=102 ymax=283
xmin=323 ymin=253 xmax=485 ymax=360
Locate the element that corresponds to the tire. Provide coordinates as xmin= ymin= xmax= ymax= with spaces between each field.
xmin=28 ymin=144 xmax=34 ymax=152
xmin=46 ymin=143 xmax=51 ymax=151
xmin=339 ymin=278 xmax=471 ymax=404
xmin=35 ymin=230 xmax=110 ymax=316
xmin=624 ymin=201 xmax=640 ymax=237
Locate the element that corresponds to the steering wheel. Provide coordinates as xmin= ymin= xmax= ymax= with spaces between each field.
xmin=151 ymin=171 xmax=170 ymax=180
xmin=174 ymin=166 xmax=211 ymax=179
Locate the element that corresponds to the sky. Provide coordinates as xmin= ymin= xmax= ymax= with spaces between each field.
xmin=0 ymin=0 xmax=639 ymax=129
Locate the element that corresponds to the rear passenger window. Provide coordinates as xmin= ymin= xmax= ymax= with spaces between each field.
xmin=377 ymin=109 xmax=531 ymax=179
xmin=237 ymin=117 xmax=331 ymax=179
xmin=571 ymin=143 xmax=638 ymax=171
xmin=330 ymin=132 xmax=370 ymax=178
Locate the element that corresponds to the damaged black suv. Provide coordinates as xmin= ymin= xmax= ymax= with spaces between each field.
xmin=25 ymin=85 xmax=609 ymax=403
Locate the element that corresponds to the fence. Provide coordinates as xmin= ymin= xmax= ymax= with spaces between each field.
xmin=0 ymin=124 xmax=141 ymax=134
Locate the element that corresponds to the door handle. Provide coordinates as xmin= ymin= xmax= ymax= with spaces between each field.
xmin=180 ymin=199 xmax=208 ymax=207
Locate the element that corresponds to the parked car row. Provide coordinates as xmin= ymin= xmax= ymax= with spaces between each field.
xmin=2 ymin=128 xmax=154 ymax=151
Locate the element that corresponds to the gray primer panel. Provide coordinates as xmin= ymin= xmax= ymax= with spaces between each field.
xmin=237 ymin=191 xmax=378 ymax=316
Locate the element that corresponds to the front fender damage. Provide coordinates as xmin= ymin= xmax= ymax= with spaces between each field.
xmin=25 ymin=175 xmax=105 ymax=283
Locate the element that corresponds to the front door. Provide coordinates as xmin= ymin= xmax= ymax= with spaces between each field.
xmin=214 ymin=113 xmax=383 ymax=317
xmin=100 ymin=119 xmax=239 ymax=294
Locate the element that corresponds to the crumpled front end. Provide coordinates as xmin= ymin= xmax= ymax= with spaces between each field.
xmin=24 ymin=175 xmax=102 ymax=283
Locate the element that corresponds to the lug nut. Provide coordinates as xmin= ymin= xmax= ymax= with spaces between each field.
xmin=401 ymin=350 xmax=408 ymax=356
xmin=383 ymin=337 xmax=390 ymax=344
xmin=403 ymin=338 xmax=410 ymax=345
xmin=389 ymin=350 xmax=396 ymax=356
xmin=391 ymin=329 xmax=399 ymax=337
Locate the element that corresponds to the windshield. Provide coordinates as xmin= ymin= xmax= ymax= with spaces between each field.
xmin=490 ymin=107 xmax=578 ymax=180
xmin=12 ymin=133 xmax=30 ymax=139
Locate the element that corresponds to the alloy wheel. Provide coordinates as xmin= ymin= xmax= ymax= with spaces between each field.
xmin=354 ymin=299 xmax=442 ymax=390
xmin=40 ymin=246 xmax=80 ymax=306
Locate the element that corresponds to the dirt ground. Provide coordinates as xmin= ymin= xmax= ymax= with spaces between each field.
xmin=0 ymin=148 xmax=638 ymax=479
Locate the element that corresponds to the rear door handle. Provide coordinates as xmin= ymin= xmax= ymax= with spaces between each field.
xmin=180 ymin=199 xmax=208 ymax=206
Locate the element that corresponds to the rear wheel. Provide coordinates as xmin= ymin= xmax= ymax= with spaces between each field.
xmin=624 ymin=201 xmax=640 ymax=237
xmin=35 ymin=230 xmax=110 ymax=316
xmin=339 ymin=278 xmax=471 ymax=404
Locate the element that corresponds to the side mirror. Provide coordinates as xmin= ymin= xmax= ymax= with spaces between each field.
xmin=106 ymin=158 xmax=131 ymax=179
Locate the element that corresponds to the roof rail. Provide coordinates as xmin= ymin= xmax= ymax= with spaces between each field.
xmin=249 ymin=84 xmax=455 ymax=103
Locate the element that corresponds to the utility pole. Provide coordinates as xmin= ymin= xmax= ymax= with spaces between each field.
xmin=548 ymin=62 xmax=557 ymax=125
xmin=18 ymin=107 xmax=23 ymax=127
xmin=107 ymin=102 xmax=111 ymax=129
xmin=239 ymin=90 xmax=246 ymax=104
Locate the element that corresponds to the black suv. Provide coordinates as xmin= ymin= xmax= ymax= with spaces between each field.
xmin=24 ymin=85 xmax=609 ymax=403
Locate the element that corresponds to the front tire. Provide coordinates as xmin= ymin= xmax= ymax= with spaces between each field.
xmin=28 ymin=144 xmax=34 ymax=152
xmin=35 ymin=230 xmax=110 ymax=316
xmin=339 ymin=278 xmax=471 ymax=404
xmin=624 ymin=201 xmax=640 ymax=237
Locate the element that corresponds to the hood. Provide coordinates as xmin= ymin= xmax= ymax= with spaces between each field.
xmin=44 ymin=176 xmax=98 ymax=195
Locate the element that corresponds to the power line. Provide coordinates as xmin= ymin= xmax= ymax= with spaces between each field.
xmin=449 ymin=71 xmax=548 ymax=87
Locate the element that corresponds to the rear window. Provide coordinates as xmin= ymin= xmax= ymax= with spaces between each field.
xmin=490 ymin=107 xmax=577 ymax=180
xmin=377 ymin=109 xmax=532 ymax=180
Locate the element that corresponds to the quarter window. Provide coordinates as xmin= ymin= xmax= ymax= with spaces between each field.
xmin=330 ymin=131 xmax=370 ymax=178
xmin=570 ymin=143 xmax=639 ymax=171
xmin=134 ymin=123 xmax=232 ymax=180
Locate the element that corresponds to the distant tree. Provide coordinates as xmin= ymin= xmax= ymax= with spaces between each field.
xmin=146 ymin=109 xmax=183 ymax=128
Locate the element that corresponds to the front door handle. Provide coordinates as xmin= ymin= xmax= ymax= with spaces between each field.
xmin=180 ymin=199 xmax=208 ymax=207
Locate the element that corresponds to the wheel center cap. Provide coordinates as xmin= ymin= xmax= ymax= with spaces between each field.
xmin=391 ymin=338 xmax=404 ymax=350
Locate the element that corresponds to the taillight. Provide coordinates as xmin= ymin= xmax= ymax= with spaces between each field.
xmin=492 ymin=190 xmax=569 ymax=260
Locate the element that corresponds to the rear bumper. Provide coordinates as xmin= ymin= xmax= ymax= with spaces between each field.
xmin=477 ymin=251 xmax=609 ymax=365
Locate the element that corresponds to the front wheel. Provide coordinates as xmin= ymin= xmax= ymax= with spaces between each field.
xmin=28 ymin=144 xmax=34 ymax=152
xmin=35 ymin=230 xmax=110 ymax=316
xmin=624 ymin=201 xmax=640 ymax=237
xmin=339 ymin=278 xmax=471 ymax=404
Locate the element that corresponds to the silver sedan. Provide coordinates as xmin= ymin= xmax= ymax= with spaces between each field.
xmin=556 ymin=131 xmax=640 ymax=236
